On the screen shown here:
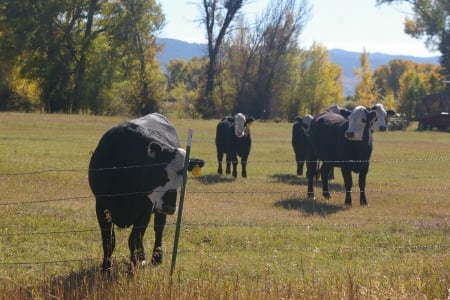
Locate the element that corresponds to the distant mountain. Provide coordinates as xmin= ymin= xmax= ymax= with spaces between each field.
xmin=157 ymin=38 xmax=207 ymax=67
xmin=157 ymin=38 xmax=440 ymax=96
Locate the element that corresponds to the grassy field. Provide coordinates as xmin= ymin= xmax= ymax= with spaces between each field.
xmin=0 ymin=112 xmax=449 ymax=299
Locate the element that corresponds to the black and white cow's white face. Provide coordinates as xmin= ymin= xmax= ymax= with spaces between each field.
xmin=147 ymin=146 xmax=186 ymax=215
xmin=302 ymin=114 xmax=313 ymax=135
xmin=234 ymin=113 xmax=247 ymax=138
xmin=371 ymin=104 xmax=395 ymax=132
xmin=345 ymin=106 xmax=376 ymax=141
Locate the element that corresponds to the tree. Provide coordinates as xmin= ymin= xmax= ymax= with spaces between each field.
xmin=218 ymin=0 xmax=311 ymax=119
xmin=166 ymin=57 xmax=207 ymax=118
xmin=373 ymin=59 xmax=444 ymax=114
xmin=354 ymin=50 xmax=378 ymax=106
xmin=195 ymin=0 xmax=245 ymax=118
xmin=251 ymin=0 xmax=311 ymax=119
xmin=398 ymin=69 xmax=426 ymax=118
xmin=292 ymin=44 xmax=343 ymax=117
xmin=377 ymin=0 xmax=450 ymax=77
xmin=104 ymin=0 xmax=165 ymax=116
xmin=0 ymin=0 xmax=165 ymax=115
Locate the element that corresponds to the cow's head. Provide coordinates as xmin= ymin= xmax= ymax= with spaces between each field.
xmin=327 ymin=105 xmax=352 ymax=118
xmin=301 ymin=114 xmax=313 ymax=135
xmin=370 ymin=103 xmax=396 ymax=132
xmin=146 ymin=143 xmax=204 ymax=215
xmin=234 ymin=113 xmax=254 ymax=138
xmin=345 ymin=106 xmax=377 ymax=141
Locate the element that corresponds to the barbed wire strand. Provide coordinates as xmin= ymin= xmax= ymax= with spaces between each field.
xmin=1 ymin=157 xmax=449 ymax=176
xmin=1 ymin=185 xmax=449 ymax=207
xmin=1 ymin=244 xmax=449 ymax=266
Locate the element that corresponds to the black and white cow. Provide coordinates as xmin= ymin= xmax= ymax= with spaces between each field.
xmin=370 ymin=103 xmax=396 ymax=132
xmin=88 ymin=113 xmax=204 ymax=272
xmin=216 ymin=113 xmax=255 ymax=178
xmin=326 ymin=103 xmax=395 ymax=132
xmin=291 ymin=114 xmax=313 ymax=176
xmin=306 ymin=106 xmax=377 ymax=205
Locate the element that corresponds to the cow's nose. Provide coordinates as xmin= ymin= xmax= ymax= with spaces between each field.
xmin=379 ymin=126 xmax=387 ymax=132
xmin=161 ymin=189 xmax=177 ymax=215
xmin=345 ymin=131 xmax=355 ymax=139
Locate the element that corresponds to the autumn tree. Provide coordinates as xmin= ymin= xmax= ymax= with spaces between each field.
xmin=354 ymin=50 xmax=378 ymax=106
xmin=101 ymin=0 xmax=166 ymax=116
xmin=373 ymin=59 xmax=444 ymax=114
xmin=0 ymin=0 xmax=165 ymax=115
xmin=166 ymin=57 xmax=207 ymax=118
xmin=377 ymin=0 xmax=450 ymax=78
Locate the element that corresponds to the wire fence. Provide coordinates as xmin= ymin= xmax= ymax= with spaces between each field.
xmin=1 ymin=158 xmax=449 ymax=268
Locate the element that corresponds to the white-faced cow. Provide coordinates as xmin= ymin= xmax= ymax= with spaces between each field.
xmin=370 ymin=103 xmax=396 ymax=132
xmin=291 ymin=114 xmax=313 ymax=176
xmin=305 ymin=106 xmax=378 ymax=205
xmin=216 ymin=113 xmax=255 ymax=178
xmin=88 ymin=113 xmax=204 ymax=272
xmin=326 ymin=103 xmax=395 ymax=132
xmin=321 ymin=103 xmax=395 ymax=180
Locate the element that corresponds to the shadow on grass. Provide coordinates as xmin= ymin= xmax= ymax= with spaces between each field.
xmin=274 ymin=197 xmax=348 ymax=216
xmin=270 ymin=173 xmax=307 ymax=185
xmin=31 ymin=260 xmax=133 ymax=299
xmin=270 ymin=173 xmax=343 ymax=190
xmin=193 ymin=174 xmax=236 ymax=184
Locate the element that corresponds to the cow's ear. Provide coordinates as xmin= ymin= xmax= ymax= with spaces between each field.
xmin=246 ymin=116 xmax=255 ymax=126
xmin=148 ymin=142 xmax=162 ymax=159
xmin=387 ymin=109 xmax=396 ymax=117
xmin=339 ymin=109 xmax=352 ymax=118
xmin=369 ymin=110 xmax=377 ymax=121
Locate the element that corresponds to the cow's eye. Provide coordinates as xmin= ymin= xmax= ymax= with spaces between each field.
xmin=362 ymin=118 xmax=367 ymax=123
xmin=177 ymin=169 xmax=184 ymax=176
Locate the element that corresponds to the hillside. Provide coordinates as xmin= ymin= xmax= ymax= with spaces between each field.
xmin=157 ymin=38 xmax=440 ymax=96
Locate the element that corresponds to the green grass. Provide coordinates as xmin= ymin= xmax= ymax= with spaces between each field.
xmin=0 ymin=112 xmax=449 ymax=299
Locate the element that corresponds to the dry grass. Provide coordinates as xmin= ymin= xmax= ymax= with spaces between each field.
xmin=0 ymin=112 xmax=449 ymax=299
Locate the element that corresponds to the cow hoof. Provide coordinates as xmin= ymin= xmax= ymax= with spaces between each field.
xmin=101 ymin=258 xmax=112 ymax=274
xmin=360 ymin=201 xmax=368 ymax=206
xmin=151 ymin=247 xmax=163 ymax=266
xmin=307 ymin=193 xmax=315 ymax=200
xmin=323 ymin=192 xmax=331 ymax=199
xmin=345 ymin=201 xmax=352 ymax=206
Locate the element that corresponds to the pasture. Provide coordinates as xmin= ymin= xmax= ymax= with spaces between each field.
xmin=0 ymin=112 xmax=449 ymax=299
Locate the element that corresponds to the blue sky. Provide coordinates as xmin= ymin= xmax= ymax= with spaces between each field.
xmin=159 ymin=0 xmax=438 ymax=57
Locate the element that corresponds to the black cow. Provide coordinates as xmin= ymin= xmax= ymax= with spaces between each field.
xmin=291 ymin=114 xmax=313 ymax=176
xmin=216 ymin=113 xmax=254 ymax=178
xmin=88 ymin=113 xmax=204 ymax=272
xmin=305 ymin=106 xmax=377 ymax=205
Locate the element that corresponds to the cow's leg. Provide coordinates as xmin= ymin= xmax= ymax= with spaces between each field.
xmin=295 ymin=151 xmax=304 ymax=176
xmin=306 ymin=160 xmax=317 ymax=200
xmin=341 ymin=167 xmax=353 ymax=205
xmin=227 ymin=153 xmax=238 ymax=178
xmin=225 ymin=153 xmax=232 ymax=175
xmin=128 ymin=203 xmax=152 ymax=271
xmin=320 ymin=163 xmax=332 ymax=199
xmin=96 ymin=204 xmax=115 ymax=272
xmin=217 ymin=149 xmax=224 ymax=174
xmin=241 ymin=154 xmax=248 ymax=178
xmin=358 ymin=165 xmax=369 ymax=205
xmin=152 ymin=211 xmax=166 ymax=265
